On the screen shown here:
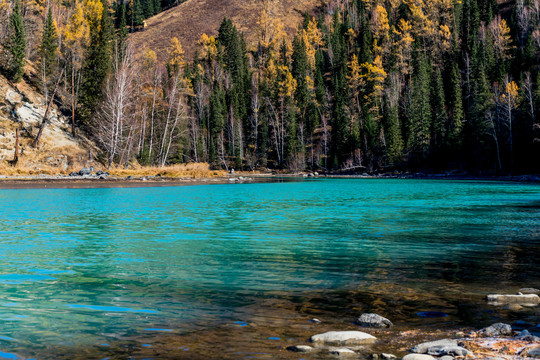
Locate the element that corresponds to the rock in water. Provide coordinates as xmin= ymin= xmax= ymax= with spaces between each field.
xmin=411 ymin=340 xmax=457 ymax=354
xmin=286 ymin=345 xmax=313 ymax=353
xmin=329 ymin=348 xmax=356 ymax=356
xmin=356 ymin=313 xmax=393 ymax=328
xmin=519 ymin=288 xmax=540 ymax=294
xmin=486 ymin=294 xmax=540 ymax=305
xmin=478 ymin=323 xmax=513 ymax=337
xmin=402 ymin=355 xmax=436 ymax=360
xmin=381 ymin=353 xmax=397 ymax=359
xmin=310 ymin=331 xmax=377 ymax=345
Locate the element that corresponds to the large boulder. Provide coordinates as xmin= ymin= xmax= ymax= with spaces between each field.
xmin=478 ymin=323 xmax=513 ymax=337
xmin=356 ymin=313 xmax=393 ymax=328
xmin=310 ymin=331 xmax=377 ymax=345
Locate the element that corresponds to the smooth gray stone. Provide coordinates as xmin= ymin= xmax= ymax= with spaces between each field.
xmin=402 ymin=355 xmax=436 ymax=360
xmin=286 ymin=345 xmax=314 ymax=353
xmin=381 ymin=353 xmax=397 ymax=359
xmin=439 ymin=356 xmax=454 ymax=360
xmin=310 ymin=331 xmax=377 ymax=345
xmin=356 ymin=313 xmax=393 ymax=328
xmin=486 ymin=294 xmax=540 ymax=304
xmin=479 ymin=323 xmax=513 ymax=337
xmin=411 ymin=339 xmax=457 ymax=354
xmin=329 ymin=348 xmax=356 ymax=356
xmin=426 ymin=345 xmax=470 ymax=357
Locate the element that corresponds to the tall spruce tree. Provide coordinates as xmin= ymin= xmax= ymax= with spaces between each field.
xmin=6 ymin=0 xmax=26 ymax=82
xmin=80 ymin=0 xmax=114 ymax=123
xmin=40 ymin=7 xmax=58 ymax=97
xmin=409 ymin=53 xmax=432 ymax=159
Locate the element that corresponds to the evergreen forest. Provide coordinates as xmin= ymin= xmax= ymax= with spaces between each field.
xmin=1 ymin=0 xmax=540 ymax=173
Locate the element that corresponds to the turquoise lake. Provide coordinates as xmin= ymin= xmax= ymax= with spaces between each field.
xmin=0 ymin=178 xmax=539 ymax=359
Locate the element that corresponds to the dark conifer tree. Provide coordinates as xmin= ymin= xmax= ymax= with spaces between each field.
xmin=80 ymin=0 xmax=113 ymax=123
xmin=6 ymin=0 xmax=26 ymax=82
xmin=40 ymin=7 xmax=58 ymax=93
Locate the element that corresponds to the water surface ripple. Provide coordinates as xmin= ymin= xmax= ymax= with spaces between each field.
xmin=0 ymin=179 xmax=539 ymax=356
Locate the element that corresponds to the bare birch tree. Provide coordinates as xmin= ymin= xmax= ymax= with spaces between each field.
xmin=95 ymin=41 xmax=138 ymax=168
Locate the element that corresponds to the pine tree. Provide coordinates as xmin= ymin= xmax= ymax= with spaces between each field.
xmin=409 ymin=53 xmax=432 ymax=159
xmin=80 ymin=0 xmax=114 ymax=123
xmin=128 ymin=0 xmax=144 ymax=30
xmin=39 ymin=7 xmax=58 ymax=96
xmin=448 ymin=58 xmax=464 ymax=151
xmin=142 ymin=0 xmax=154 ymax=19
xmin=6 ymin=0 xmax=26 ymax=82
xmin=430 ymin=69 xmax=447 ymax=163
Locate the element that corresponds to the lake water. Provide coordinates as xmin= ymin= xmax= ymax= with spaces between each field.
xmin=0 ymin=179 xmax=539 ymax=359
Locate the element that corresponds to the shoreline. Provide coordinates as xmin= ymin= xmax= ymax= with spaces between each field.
xmin=1 ymin=172 xmax=539 ymax=189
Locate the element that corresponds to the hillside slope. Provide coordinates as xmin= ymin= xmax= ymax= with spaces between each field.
xmin=131 ymin=0 xmax=323 ymax=61
xmin=0 ymin=67 xmax=98 ymax=174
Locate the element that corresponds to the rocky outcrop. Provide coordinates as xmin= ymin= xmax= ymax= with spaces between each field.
xmin=0 ymin=73 xmax=98 ymax=173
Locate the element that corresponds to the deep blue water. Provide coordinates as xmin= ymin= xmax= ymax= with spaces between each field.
xmin=0 ymin=179 xmax=539 ymax=358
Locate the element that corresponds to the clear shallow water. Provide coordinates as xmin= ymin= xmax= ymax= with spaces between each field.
xmin=0 ymin=179 xmax=539 ymax=358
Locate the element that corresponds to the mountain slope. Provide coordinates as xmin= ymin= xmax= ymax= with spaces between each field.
xmin=131 ymin=0 xmax=323 ymax=61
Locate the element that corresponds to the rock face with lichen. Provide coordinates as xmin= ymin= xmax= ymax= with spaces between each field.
xmin=0 ymin=72 xmax=98 ymax=172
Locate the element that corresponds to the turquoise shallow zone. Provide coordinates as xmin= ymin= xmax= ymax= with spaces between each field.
xmin=0 ymin=179 xmax=539 ymax=356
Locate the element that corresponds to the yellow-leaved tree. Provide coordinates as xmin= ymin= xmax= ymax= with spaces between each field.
xmin=167 ymin=37 xmax=184 ymax=78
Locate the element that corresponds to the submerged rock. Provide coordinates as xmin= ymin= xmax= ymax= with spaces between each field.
xmin=402 ymin=354 xmax=436 ymax=360
xmin=486 ymin=294 xmax=540 ymax=305
xmin=478 ymin=323 xmax=513 ymax=337
xmin=519 ymin=288 xmax=540 ymax=294
xmin=310 ymin=331 xmax=377 ymax=345
xmin=329 ymin=347 xmax=356 ymax=356
xmin=356 ymin=313 xmax=393 ymax=328
xmin=286 ymin=345 xmax=314 ymax=353
xmin=516 ymin=330 xmax=540 ymax=341
xmin=381 ymin=353 xmax=397 ymax=359
xmin=411 ymin=339 xmax=457 ymax=354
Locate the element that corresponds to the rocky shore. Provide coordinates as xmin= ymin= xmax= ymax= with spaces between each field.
xmin=283 ymin=290 xmax=540 ymax=359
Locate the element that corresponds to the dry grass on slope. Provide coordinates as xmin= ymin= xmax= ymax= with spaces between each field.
xmin=108 ymin=163 xmax=226 ymax=178
xmin=131 ymin=0 xmax=324 ymax=62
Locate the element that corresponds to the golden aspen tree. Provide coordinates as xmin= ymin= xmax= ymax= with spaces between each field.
xmin=197 ymin=33 xmax=217 ymax=60
xmin=166 ymin=37 xmax=184 ymax=77
xmin=392 ymin=19 xmax=414 ymax=76
xmin=489 ymin=16 xmax=513 ymax=61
